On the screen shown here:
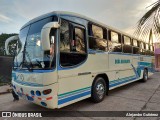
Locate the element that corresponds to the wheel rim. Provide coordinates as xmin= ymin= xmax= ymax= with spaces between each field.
xmin=96 ymin=82 xmax=105 ymax=99
xmin=144 ymin=71 xmax=148 ymax=80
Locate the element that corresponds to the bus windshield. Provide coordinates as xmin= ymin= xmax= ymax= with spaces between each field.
xmin=14 ymin=17 xmax=56 ymax=70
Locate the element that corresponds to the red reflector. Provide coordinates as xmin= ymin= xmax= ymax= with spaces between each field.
xmin=38 ymin=97 xmax=41 ymax=100
xmin=46 ymin=97 xmax=52 ymax=100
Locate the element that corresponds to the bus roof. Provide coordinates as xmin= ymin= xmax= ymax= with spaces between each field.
xmin=20 ymin=11 xmax=143 ymax=42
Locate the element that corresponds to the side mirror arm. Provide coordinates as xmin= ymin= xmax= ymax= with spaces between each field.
xmin=41 ymin=22 xmax=60 ymax=51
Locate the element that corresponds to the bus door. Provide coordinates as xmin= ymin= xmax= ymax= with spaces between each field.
xmin=57 ymin=20 xmax=91 ymax=107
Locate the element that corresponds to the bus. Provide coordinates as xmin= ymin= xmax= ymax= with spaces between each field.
xmin=6 ymin=11 xmax=155 ymax=109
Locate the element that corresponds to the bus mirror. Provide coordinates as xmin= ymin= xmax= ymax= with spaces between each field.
xmin=5 ymin=35 xmax=19 ymax=55
xmin=41 ymin=22 xmax=60 ymax=51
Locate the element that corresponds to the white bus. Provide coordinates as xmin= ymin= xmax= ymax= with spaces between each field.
xmin=6 ymin=11 xmax=155 ymax=109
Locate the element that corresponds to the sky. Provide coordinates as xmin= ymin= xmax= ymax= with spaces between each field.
xmin=0 ymin=0 xmax=157 ymax=35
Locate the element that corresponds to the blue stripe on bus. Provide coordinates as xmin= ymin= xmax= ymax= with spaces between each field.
xmin=109 ymin=77 xmax=137 ymax=88
xmin=58 ymin=75 xmax=137 ymax=105
xmin=58 ymin=91 xmax=91 ymax=105
xmin=138 ymin=66 xmax=155 ymax=73
xmin=109 ymin=76 xmax=136 ymax=84
xmin=58 ymin=88 xmax=91 ymax=99
xmin=13 ymin=69 xmax=54 ymax=73
xmin=131 ymin=64 xmax=140 ymax=78
xmin=14 ymin=79 xmax=44 ymax=87
xmin=138 ymin=62 xmax=152 ymax=67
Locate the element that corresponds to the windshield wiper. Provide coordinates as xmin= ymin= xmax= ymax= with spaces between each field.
xmin=12 ymin=54 xmax=18 ymax=70
xmin=19 ymin=51 xmax=33 ymax=72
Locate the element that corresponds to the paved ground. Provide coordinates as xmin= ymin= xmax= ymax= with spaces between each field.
xmin=0 ymin=85 xmax=10 ymax=94
xmin=0 ymin=72 xmax=160 ymax=120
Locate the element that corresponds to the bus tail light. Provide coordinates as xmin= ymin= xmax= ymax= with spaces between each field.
xmin=43 ymin=89 xmax=52 ymax=95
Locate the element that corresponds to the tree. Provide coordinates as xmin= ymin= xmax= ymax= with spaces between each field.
xmin=0 ymin=33 xmax=18 ymax=56
xmin=134 ymin=0 xmax=160 ymax=43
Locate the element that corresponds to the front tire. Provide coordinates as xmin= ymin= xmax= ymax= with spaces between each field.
xmin=91 ymin=77 xmax=106 ymax=103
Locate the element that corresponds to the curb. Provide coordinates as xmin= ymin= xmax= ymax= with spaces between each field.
xmin=0 ymin=89 xmax=12 ymax=95
xmin=0 ymin=91 xmax=11 ymax=95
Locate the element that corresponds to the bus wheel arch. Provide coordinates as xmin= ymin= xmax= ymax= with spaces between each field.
xmin=91 ymin=73 xmax=109 ymax=103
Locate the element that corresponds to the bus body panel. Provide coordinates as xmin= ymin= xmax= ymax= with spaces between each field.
xmin=57 ymin=53 xmax=108 ymax=108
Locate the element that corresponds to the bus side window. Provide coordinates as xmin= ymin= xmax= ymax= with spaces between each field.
xmin=88 ymin=24 xmax=107 ymax=51
xmin=139 ymin=41 xmax=145 ymax=55
xmin=146 ymin=44 xmax=152 ymax=55
xmin=108 ymin=31 xmax=122 ymax=52
xmin=111 ymin=31 xmax=119 ymax=43
xmin=123 ymin=35 xmax=132 ymax=53
xmin=73 ymin=27 xmax=85 ymax=53
xmin=60 ymin=19 xmax=87 ymax=67
xmin=133 ymin=39 xmax=140 ymax=54
xmin=60 ymin=19 xmax=70 ymax=52
xmin=92 ymin=24 xmax=103 ymax=39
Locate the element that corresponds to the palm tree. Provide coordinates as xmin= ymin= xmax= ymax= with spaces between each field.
xmin=134 ymin=0 xmax=160 ymax=43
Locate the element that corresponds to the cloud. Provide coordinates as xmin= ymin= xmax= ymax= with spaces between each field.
xmin=0 ymin=0 xmax=158 ymax=34
xmin=0 ymin=14 xmax=12 ymax=23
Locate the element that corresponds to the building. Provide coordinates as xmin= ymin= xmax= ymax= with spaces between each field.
xmin=154 ymin=42 xmax=160 ymax=71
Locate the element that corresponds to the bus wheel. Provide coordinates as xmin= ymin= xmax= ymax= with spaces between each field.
xmin=141 ymin=69 xmax=148 ymax=82
xmin=91 ymin=77 xmax=106 ymax=103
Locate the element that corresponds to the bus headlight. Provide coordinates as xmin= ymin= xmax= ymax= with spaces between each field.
xmin=36 ymin=90 xmax=41 ymax=96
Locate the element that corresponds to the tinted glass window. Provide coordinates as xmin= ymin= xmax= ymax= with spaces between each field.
xmin=123 ymin=45 xmax=132 ymax=53
xmin=74 ymin=28 xmax=85 ymax=53
xmin=124 ymin=36 xmax=131 ymax=45
xmin=25 ymin=17 xmax=55 ymax=69
xmin=133 ymin=39 xmax=138 ymax=46
xmin=92 ymin=25 xmax=103 ymax=39
xmin=111 ymin=31 xmax=118 ymax=42
xmin=89 ymin=37 xmax=107 ymax=51
xmin=14 ymin=26 xmax=30 ymax=68
xmin=140 ymin=49 xmax=146 ymax=55
xmin=60 ymin=19 xmax=87 ymax=67
xmin=141 ymin=42 xmax=144 ymax=49
xmin=60 ymin=20 xmax=70 ymax=52
xmin=146 ymin=44 xmax=149 ymax=50
xmin=133 ymin=47 xmax=140 ymax=54
xmin=28 ymin=18 xmax=52 ymax=35
xmin=108 ymin=41 xmax=122 ymax=52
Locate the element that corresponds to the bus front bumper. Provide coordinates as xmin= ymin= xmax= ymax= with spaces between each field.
xmin=12 ymin=80 xmax=58 ymax=109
